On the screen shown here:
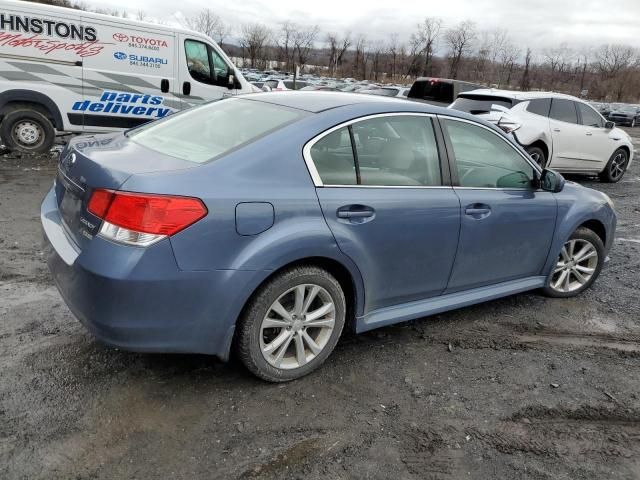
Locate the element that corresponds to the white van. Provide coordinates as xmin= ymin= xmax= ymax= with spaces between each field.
xmin=0 ymin=0 xmax=255 ymax=153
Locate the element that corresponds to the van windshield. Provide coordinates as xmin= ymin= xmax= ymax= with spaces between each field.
xmin=128 ymin=98 xmax=305 ymax=163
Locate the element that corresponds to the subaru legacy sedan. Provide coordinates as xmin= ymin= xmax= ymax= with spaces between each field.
xmin=42 ymin=92 xmax=616 ymax=382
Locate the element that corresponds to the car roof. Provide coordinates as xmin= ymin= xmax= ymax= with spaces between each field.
xmin=461 ymin=89 xmax=582 ymax=102
xmin=242 ymin=91 xmax=448 ymax=114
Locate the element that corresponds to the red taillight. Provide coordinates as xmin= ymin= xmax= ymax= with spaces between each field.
xmin=88 ymin=189 xmax=207 ymax=236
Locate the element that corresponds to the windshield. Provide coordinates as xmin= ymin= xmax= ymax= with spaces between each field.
xmin=450 ymin=95 xmax=514 ymax=114
xmin=618 ymin=106 xmax=637 ymax=113
xmin=128 ymin=98 xmax=305 ymax=163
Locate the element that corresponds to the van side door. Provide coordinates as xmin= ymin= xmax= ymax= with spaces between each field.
xmin=178 ymin=35 xmax=237 ymax=109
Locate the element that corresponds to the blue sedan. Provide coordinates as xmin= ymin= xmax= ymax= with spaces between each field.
xmin=42 ymin=92 xmax=617 ymax=382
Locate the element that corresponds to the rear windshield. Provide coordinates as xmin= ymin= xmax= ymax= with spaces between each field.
xmin=450 ymin=95 xmax=514 ymax=114
xmin=128 ymin=98 xmax=305 ymax=163
xmin=408 ymin=80 xmax=454 ymax=104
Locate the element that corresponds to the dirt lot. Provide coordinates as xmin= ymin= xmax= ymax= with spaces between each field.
xmin=1 ymin=130 xmax=640 ymax=480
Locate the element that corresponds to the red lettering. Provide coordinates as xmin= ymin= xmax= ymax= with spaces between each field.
xmin=0 ymin=32 xmax=108 ymax=57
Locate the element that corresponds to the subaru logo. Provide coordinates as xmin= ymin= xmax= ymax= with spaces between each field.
xmin=112 ymin=33 xmax=129 ymax=42
xmin=113 ymin=51 xmax=127 ymax=60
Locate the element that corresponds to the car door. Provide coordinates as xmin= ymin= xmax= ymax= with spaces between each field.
xmin=547 ymin=98 xmax=589 ymax=170
xmin=306 ymin=114 xmax=461 ymax=313
xmin=178 ymin=35 xmax=237 ymax=109
xmin=575 ymin=101 xmax=613 ymax=170
xmin=440 ymin=117 xmax=557 ymax=293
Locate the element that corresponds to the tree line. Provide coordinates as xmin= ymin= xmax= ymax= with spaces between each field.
xmin=24 ymin=1 xmax=640 ymax=101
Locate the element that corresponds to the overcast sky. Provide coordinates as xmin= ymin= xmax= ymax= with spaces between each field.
xmin=83 ymin=0 xmax=640 ymax=51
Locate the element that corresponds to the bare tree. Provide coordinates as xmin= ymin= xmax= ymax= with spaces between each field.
xmin=445 ymin=20 xmax=477 ymax=79
xmin=188 ymin=9 xmax=231 ymax=45
xmin=135 ymin=10 xmax=146 ymax=21
xmin=278 ymin=21 xmax=297 ymax=72
xmin=239 ymin=23 xmax=271 ymax=69
xmin=412 ymin=18 xmax=442 ymax=77
xmin=520 ymin=48 xmax=533 ymax=91
xmin=293 ymin=25 xmax=319 ymax=71
xmin=388 ymin=33 xmax=399 ymax=81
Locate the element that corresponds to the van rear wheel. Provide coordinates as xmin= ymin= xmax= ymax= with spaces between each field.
xmin=1 ymin=108 xmax=55 ymax=154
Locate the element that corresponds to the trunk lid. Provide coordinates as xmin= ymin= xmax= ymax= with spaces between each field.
xmin=55 ymin=132 xmax=197 ymax=249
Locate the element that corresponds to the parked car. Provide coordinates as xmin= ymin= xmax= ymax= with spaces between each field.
xmin=43 ymin=92 xmax=617 ymax=382
xmin=262 ymin=79 xmax=310 ymax=91
xmin=299 ymin=86 xmax=340 ymax=91
xmin=250 ymin=82 xmax=271 ymax=92
xmin=359 ymin=87 xmax=410 ymax=98
xmin=607 ymin=104 xmax=640 ymax=127
xmin=408 ymin=77 xmax=484 ymax=106
xmin=0 ymin=0 xmax=254 ymax=153
xmin=449 ymin=90 xmax=634 ymax=182
xmin=590 ymin=102 xmax=611 ymax=117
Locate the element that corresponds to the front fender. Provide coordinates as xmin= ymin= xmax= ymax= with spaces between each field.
xmin=541 ymin=184 xmax=616 ymax=277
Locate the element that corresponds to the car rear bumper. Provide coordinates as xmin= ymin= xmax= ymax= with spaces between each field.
xmin=41 ymin=187 xmax=256 ymax=359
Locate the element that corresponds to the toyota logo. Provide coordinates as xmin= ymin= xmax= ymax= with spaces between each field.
xmin=113 ymin=51 xmax=127 ymax=60
xmin=113 ymin=33 xmax=128 ymax=42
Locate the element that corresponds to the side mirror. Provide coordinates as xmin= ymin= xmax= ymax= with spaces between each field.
xmin=540 ymin=168 xmax=565 ymax=193
xmin=605 ymin=121 xmax=615 ymax=130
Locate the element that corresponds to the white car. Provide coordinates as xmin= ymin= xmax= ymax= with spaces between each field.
xmin=449 ymin=90 xmax=634 ymax=183
xmin=262 ymin=79 xmax=310 ymax=91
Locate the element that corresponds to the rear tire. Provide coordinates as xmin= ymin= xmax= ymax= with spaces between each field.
xmin=599 ymin=148 xmax=629 ymax=183
xmin=542 ymin=227 xmax=604 ymax=298
xmin=1 ymin=107 xmax=55 ymax=154
xmin=526 ymin=145 xmax=546 ymax=168
xmin=236 ymin=266 xmax=346 ymax=382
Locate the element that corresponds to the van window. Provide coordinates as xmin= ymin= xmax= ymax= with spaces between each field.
xmin=185 ymin=39 xmax=232 ymax=88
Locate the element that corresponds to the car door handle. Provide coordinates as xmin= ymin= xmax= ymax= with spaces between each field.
xmin=337 ymin=210 xmax=374 ymax=219
xmin=586 ymin=132 xmax=593 ymax=136
xmin=465 ymin=208 xmax=491 ymax=215
xmin=553 ymin=128 xmax=561 ymax=132
xmin=182 ymin=81 xmax=191 ymax=96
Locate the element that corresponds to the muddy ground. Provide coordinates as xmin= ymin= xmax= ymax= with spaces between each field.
xmin=1 ymin=130 xmax=640 ymax=480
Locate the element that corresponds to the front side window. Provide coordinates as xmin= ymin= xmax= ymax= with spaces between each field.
xmin=128 ymin=98 xmax=305 ymax=163
xmin=577 ymin=103 xmax=604 ymax=128
xmin=549 ymin=98 xmax=578 ymax=124
xmin=308 ymin=116 xmax=442 ymax=187
xmin=443 ymin=119 xmax=535 ymax=189
xmin=185 ymin=39 xmax=232 ymax=88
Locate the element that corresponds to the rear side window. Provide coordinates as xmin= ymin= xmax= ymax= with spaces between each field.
xmin=308 ymin=116 xmax=441 ymax=187
xmin=549 ymin=99 xmax=578 ymax=124
xmin=264 ymin=80 xmax=279 ymax=89
xmin=577 ymin=103 xmax=605 ymax=128
xmin=128 ymin=98 xmax=305 ymax=163
xmin=526 ymin=98 xmax=551 ymax=117
xmin=310 ymin=128 xmax=358 ymax=185
xmin=450 ymin=95 xmax=514 ymax=114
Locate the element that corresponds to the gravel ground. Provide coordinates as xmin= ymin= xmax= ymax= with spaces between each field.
xmin=1 ymin=130 xmax=640 ymax=480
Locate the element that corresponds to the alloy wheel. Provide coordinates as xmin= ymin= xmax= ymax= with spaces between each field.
xmin=549 ymin=239 xmax=599 ymax=293
xmin=260 ymin=284 xmax=336 ymax=370
xmin=609 ymin=151 xmax=628 ymax=181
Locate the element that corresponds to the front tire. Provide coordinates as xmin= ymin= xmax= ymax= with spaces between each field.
xmin=0 ymin=107 xmax=55 ymax=154
xmin=526 ymin=145 xmax=547 ymax=168
xmin=236 ymin=266 xmax=346 ymax=382
xmin=599 ymin=148 xmax=629 ymax=183
xmin=542 ymin=227 xmax=604 ymax=298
